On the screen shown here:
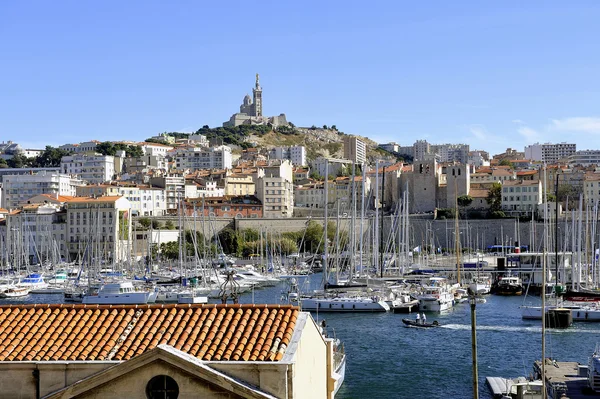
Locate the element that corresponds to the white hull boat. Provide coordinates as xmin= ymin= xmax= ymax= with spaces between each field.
xmin=301 ymin=294 xmax=390 ymax=312
xmin=82 ymin=281 xmax=156 ymax=305
xmin=0 ymin=286 xmax=30 ymax=298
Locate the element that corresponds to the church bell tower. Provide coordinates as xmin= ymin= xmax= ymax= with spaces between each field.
xmin=252 ymin=73 xmax=262 ymax=117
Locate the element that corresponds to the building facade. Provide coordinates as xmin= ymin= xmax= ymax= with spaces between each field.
xmin=343 ymin=136 xmax=366 ymax=164
xmin=256 ymin=160 xmax=294 ymax=218
xmin=61 ymin=153 xmax=115 ymax=184
xmin=1 ymin=171 xmax=79 ymax=210
xmin=65 ymin=196 xmax=132 ymax=263
xmin=525 ymin=142 xmax=576 ymax=163
xmin=501 ymin=180 xmax=542 ymax=214
xmin=174 ymin=145 xmax=233 ymax=171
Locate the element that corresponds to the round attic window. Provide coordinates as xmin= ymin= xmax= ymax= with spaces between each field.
xmin=146 ymin=375 xmax=179 ymax=399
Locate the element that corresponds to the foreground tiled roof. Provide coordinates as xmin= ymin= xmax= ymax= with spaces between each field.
xmin=0 ymin=304 xmax=298 ymax=362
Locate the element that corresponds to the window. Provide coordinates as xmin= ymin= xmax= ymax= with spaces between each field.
xmin=146 ymin=375 xmax=179 ymax=399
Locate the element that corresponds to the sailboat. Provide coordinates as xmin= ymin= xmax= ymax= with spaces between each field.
xmin=300 ymin=159 xmax=390 ymax=313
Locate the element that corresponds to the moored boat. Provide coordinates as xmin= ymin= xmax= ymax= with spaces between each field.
xmin=494 ymin=276 xmax=523 ymax=296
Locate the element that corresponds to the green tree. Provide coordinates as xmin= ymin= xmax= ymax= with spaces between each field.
xmin=331 ymin=125 xmax=337 ymax=131
xmin=165 ymin=220 xmax=176 ymax=230
xmin=159 ymin=241 xmax=180 ymax=260
xmin=218 ymin=227 xmax=241 ymax=255
xmin=309 ymin=171 xmax=323 ymax=181
xmin=7 ymin=153 xmax=30 ymax=168
xmin=151 ymin=220 xmax=162 ymax=229
xmin=32 ymin=146 xmax=72 ymax=167
xmin=96 ymin=142 xmax=116 ymax=156
xmin=499 ymin=159 xmax=514 ymax=168
xmin=279 ymin=237 xmax=299 ymax=255
xmin=486 ymin=182 xmax=502 ymax=212
xmin=457 ymin=195 xmax=473 ymax=208
xmin=323 ymin=125 xmax=329 ymax=130
xmin=138 ymin=217 xmax=151 ymax=229
xmin=0 ymin=159 xmax=8 ymax=168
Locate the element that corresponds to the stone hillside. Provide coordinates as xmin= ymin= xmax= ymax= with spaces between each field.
xmin=246 ymin=127 xmax=393 ymax=163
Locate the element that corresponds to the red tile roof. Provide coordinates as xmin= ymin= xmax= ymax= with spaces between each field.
xmin=0 ymin=304 xmax=298 ymax=362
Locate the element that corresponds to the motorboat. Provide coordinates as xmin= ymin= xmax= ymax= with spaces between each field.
xmin=469 ymin=275 xmax=492 ymax=295
xmin=0 ymin=286 xmax=30 ymax=298
xmin=300 ymin=293 xmax=390 ymax=312
xmin=494 ymin=276 xmax=523 ymax=296
xmin=18 ymin=273 xmax=49 ymax=291
xmin=416 ymin=277 xmax=455 ymax=312
xmin=82 ymin=281 xmax=157 ymax=305
xmin=402 ymin=318 xmax=440 ymax=328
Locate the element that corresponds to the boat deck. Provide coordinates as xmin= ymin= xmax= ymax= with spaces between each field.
xmin=534 ymin=360 xmax=600 ymax=398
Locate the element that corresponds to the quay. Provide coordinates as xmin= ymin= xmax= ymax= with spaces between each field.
xmin=533 ymin=360 xmax=600 ymax=399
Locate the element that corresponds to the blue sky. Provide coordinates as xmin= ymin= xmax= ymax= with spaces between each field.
xmin=2 ymin=1 xmax=600 ymax=155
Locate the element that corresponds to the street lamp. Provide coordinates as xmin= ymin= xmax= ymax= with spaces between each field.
xmin=469 ymin=293 xmax=479 ymax=399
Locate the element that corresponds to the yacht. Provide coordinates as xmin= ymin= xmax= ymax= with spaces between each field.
xmin=469 ymin=275 xmax=492 ymax=295
xmin=300 ymin=292 xmax=390 ymax=312
xmin=416 ymin=277 xmax=455 ymax=312
xmin=82 ymin=281 xmax=158 ymax=304
xmin=18 ymin=273 xmax=49 ymax=291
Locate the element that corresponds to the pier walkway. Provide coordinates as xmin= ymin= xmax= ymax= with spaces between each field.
xmin=534 ymin=360 xmax=600 ymax=399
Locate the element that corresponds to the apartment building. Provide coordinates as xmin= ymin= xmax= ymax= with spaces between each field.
xmin=61 ymin=153 xmax=115 ymax=184
xmin=256 ymin=160 xmax=294 ymax=218
xmin=501 ymin=180 xmax=542 ymax=214
xmin=65 ymin=196 xmax=132 ymax=263
xmin=2 ymin=203 xmax=67 ymax=265
xmin=1 ymin=171 xmax=79 ymax=210
xmin=149 ymin=175 xmax=185 ymax=214
xmin=525 ymin=142 xmax=576 ymax=163
xmin=268 ymin=146 xmax=306 ymax=166
xmin=174 ymin=145 xmax=232 ymax=170
xmin=343 ymin=136 xmax=366 ymax=164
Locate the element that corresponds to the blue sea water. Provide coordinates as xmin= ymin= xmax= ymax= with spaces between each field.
xmin=6 ymin=275 xmax=600 ymax=399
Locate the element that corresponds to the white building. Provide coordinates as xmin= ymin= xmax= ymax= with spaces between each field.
xmin=61 ymin=153 xmax=115 ymax=184
xmin=149 ymin=175 xmax=186 ymax=214
xmin=311 ymin=157 xmax=344 ymax=178
xmin=256 ymin=160 xmax=294 ymax=218
xmin=1 ymin=171 xmax=79 ymax=210
xmin=525 ymin=142 xmax=576 ymax=163
xmin=468 ymin=151 xmax=490 ymax=167
xmin=379 ymin=142 xmax=399 ymax=153
xmin=583 ymin=173 xmax=600 ymax=205
xmin=432 ymin=144 xmax=470 ymax=164
xmin=569 ymin=150 xmax=600 ymax=167
xmin=59 ymin=141 xmax=99 ymax=154
xmin=185 ymin=181 xmax=225 ymax=199
xmin=140 ymin=142 xmax=174 ymax=157
xmin=174 ymin=146 xmax=233 ymax=171
xmin=269 ymin=146 xmax=306 ymax=166
xmin=2 ymin=203 xmax=67 ymax=265
xmin=501 ymin=180 xmax=542 ymax=213
xmin=188 ymin=134 xmax=209 ymax=147
xmin=65 ymin=196 xmax=132 ymax=263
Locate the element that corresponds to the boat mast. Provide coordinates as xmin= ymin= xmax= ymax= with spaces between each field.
xmin=541 ymin=164 xmax=547 ymax=399
xmin=360 ymin=162 xmax=366 ymax=278
xmin=323 ymin=159 xmax=329 ymax=285
xmin=350 ymin=161 xmax=356 ymax=281
xmin=455 ymin=177 xmax=461 ymax=285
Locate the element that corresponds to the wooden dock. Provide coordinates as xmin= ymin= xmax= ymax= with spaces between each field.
xmin=534 ymin=360 xmax=600 ymax=398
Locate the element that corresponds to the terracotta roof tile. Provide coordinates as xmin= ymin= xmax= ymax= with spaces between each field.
xmin=0 ymin=304 xmax=299 ymax=363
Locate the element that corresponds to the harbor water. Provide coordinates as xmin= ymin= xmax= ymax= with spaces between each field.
xmin=5 ymin=274 xmax=600 ymax=399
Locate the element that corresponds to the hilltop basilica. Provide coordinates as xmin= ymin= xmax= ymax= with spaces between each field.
xmin=223 ymin=74 xmax=288 ymax=127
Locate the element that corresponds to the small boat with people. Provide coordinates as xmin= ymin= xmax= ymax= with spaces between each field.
xmin=402 ymin=317 xmax=440 ymax=328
